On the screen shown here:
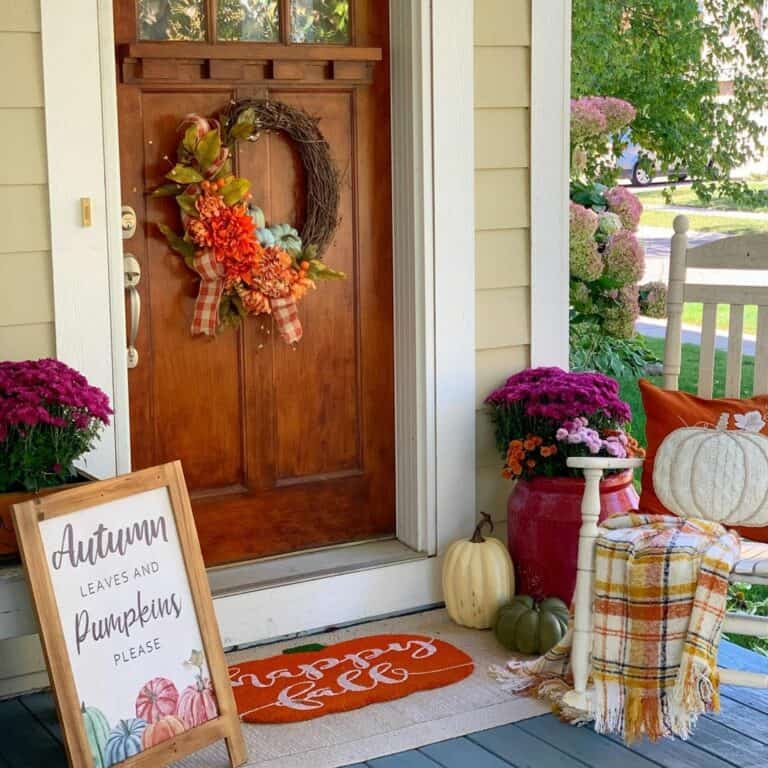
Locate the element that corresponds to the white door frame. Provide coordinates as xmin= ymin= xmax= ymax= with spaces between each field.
xmin=38 ymin=0 xmax=476 ymax=645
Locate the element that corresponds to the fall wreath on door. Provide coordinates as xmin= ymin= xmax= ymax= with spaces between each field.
xmin=153 ymin=99 xmax=345 ymax=345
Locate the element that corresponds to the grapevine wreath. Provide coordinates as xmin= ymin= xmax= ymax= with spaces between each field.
xmin=153 ymin=98 xmax=344 ymax=345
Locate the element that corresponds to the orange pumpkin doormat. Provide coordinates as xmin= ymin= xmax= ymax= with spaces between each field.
xmin=228 ymin=634 xmax=474 ymax=723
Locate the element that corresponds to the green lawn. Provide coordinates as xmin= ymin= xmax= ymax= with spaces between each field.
xmin=679 ymin=303 xmax=758 ymax=337
xmin=640 ymin=208 xmax=768 ymax=236
xmin=634 ymin=178 xmax=768 ymax=212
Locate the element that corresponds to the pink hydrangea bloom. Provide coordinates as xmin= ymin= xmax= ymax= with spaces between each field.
xmin=639 ymin=281 xmax=668 ymax=319
xmin=571 ymin=97 xmax=635 ymax=143
xmin=570 ymin=98 xmax=607 ymax=143
xmin=598 ymin=97 xmax=636 ymax=134
xmin=604 ymin=285 xmax=640 ymax=339
xmin=604 ymin=230 xmax=645 ymax=285
xmin=569 ymin=202 xmax=603 ymax=281
xmin=605 ymin=186 xmax=643 ymax=231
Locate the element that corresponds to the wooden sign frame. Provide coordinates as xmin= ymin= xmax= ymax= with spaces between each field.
xmin=12 ymin=461 xmax=247 ymax=768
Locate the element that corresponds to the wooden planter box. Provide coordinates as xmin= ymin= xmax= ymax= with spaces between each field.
xmin=0 ymin=471 xmax=93 ymax=562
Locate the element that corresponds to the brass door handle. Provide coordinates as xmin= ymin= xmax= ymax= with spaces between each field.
xmin=124 ymin=254 xmax=141 ymax=369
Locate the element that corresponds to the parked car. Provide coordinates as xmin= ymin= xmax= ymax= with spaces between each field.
xmin=616 ymin=133 xmax=688 ymax=186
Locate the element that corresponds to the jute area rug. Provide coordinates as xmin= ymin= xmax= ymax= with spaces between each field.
xmin=174 ymin=608 xmax=546 ymax=768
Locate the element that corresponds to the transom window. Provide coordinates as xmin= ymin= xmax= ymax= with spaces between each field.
xmin=138 ymin=0 xmax=351 ymax=44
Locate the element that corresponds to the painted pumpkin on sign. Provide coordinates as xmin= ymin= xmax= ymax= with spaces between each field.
xmin=654 ymin=412 xmax=768 ymax=525
xmin=135 ymin=677 xmax=179 ymax=723
xmin=442 ymin=513 xmax=514 ymax=629
xmin=141 ymin=715 xmax=187 ymax=749
xmin=494 ymin=595 xmax=569 ymax=654
xmin=81 ymin=703 xmax=110 ymax=768
xmin=104 ymin=718 xmax=147 ymax=766
xmin=178 ymin=679 xmax=218 ymax=728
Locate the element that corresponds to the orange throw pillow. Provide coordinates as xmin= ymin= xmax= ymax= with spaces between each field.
xmin=229 ymin=634 xmax=474 ymax=724
xmin=639 ymin=379 xmax=768 ymax=542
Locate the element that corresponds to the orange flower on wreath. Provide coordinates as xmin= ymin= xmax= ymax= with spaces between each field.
xmin=186 ymin=190 xmax=264 ymax=282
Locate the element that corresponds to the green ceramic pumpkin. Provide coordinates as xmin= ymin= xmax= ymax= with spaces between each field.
xmin=81 ymin=702 xmax=110 ymax=768
xmin=494 ymin=595 xmax=569 ymax=654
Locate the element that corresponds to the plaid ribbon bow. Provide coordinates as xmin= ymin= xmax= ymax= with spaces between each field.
xmin=190 ymin=250 xmax=225 ymax=336
xmin=191 ymin=251 xmax=303 ymax=343
xmin=271 ymin=296 xmax=303 ymax=345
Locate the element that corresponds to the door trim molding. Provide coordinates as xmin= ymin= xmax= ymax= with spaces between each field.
xmin=41 ymin=0 xmax=127 ymax=479
xmin=390 ymin=0 xmax=436 ymax=554
xmin=530 ymin=0 xmax=571 ymax=369
xmin=37 ymin=0 xmax=476 ymax=646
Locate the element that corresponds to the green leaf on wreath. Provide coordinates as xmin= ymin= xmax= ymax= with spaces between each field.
xmin=229 ymin=121 xmax=255 ymax=141
xmin=195 ymin=129 xmax=222 ymax=172
xmin=183 ymin=124 xmax=199 ymax=153
xmin=152 ymin=183 xmax=184 ymax=197
xmin=211 ymin=158 xmax=233 ymax=181
xmin=221 ymin=177 xmax=250 ymax=205
xmin=159 ymin=224 xmax=196 ymax=260
xmin=176 ymin=194 xmax=199 ymax=217
xmin=166 ymin=164 xmax=203 ymax=184
xmin=308 ymin=260 xmax=345 ymax=280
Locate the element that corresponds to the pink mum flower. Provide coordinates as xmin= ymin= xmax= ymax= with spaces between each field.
xmin=605 ymin=186 xmax=643 ymax=231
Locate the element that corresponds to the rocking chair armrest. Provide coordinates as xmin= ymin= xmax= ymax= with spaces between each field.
xmin=566 ymin=457 xmax=644 ymax=472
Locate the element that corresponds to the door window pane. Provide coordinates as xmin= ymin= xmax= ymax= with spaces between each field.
xmin=138 ymin=0 xmax=206 ymax=41
xmin=290 ymin=0 xmax=350 ymax=44
xmin=217 ymin=0 xmax=280 ymax=41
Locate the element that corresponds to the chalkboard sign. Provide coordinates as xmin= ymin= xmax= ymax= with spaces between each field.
xmin=13 ymin=461 xmax=246 ymax=768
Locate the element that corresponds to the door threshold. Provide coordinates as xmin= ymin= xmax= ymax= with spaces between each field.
xmin=207 ymin=538 xmax=427 ymax=598
xmin=0 ymin=540 xmax=428 ymax=642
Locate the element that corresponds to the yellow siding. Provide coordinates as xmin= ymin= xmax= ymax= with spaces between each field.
xmin=474 ymin=0 xmax=531 ymax=523
xmin=0 ymin=3 xmax=53 ymax=361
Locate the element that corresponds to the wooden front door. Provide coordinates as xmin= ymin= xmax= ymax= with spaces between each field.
xmin=114 ymin=1 xmax=394 ymax=566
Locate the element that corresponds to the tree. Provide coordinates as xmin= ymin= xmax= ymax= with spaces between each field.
xmin=572 ymin=0 xmax=768 ymax=199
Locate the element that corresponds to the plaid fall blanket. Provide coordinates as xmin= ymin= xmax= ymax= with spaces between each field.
xmin=492 ymin=513 xmax=740 ymax=743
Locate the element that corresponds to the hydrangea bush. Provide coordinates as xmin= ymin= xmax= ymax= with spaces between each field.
xmin=568 ymin=96 xmax=664 ymax=378
xmin=485 ymin=367 xmax=643 ymax=480
xmin=0 ymin=359 xmax=112 ymax=492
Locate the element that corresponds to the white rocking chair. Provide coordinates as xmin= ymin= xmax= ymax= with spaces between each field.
xmin=564 ymin=213 xmax=768 ymax=712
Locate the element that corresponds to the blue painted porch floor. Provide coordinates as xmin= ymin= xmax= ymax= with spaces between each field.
xmin=1 ymin=639 xmax=768 ymax=767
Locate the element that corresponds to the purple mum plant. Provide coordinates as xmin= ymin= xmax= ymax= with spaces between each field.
xmin=0 ymin=359 xmax=112 ymax=492
xmin=485 ymin=367 xmax=642 ymax=480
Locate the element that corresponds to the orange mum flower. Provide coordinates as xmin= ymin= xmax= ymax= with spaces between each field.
xmin=540 ymin=444 xmax=558 ymax=458
xmin=523 ymin=435 xmax=543 ymax=451
xmin=250 ymin=246 xmax=296 ymax=299
xmin=195 ymin=191 xmax=226 ymax=220
xmin=506 ymin=440 xmax=525 ymax=461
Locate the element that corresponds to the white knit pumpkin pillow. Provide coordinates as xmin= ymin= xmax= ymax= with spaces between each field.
xmin=653 ymin=411 xmax=768 ymax=525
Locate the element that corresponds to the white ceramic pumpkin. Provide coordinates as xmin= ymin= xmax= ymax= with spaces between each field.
xmin=653 ymin=412 xmax=768 ymax=525
xmin=442 ymin=513 xmax=515 ymax=629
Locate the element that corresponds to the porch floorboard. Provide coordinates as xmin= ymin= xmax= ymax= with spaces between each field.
xmin=2 ymin=640 xmax=768 ymax=768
